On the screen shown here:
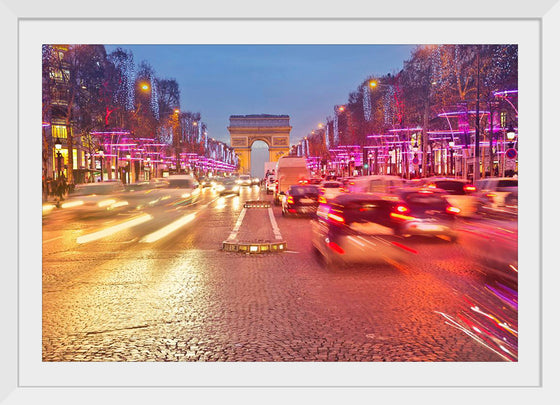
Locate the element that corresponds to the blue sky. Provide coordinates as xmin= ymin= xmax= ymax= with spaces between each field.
xmin=105 ymin=44 xmax=416 ymax=176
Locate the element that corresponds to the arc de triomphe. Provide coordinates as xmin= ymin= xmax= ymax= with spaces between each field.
xmin=228 ymin=114 xmax=291 ymax=174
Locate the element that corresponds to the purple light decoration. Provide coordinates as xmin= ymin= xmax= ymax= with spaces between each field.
xmin=388 ymin=127 xmax=422 ymax=132
xmin=438 ymin=111 xmax=490 ymax=117
xmin=90 ymin=131 xmax=131 ymax=135
xmin=42 ymin=122 xmax=51 ymax=127
xmin=367 ymin=134 xmax=397 ymax=138
xmin=493 ymin=89 xmax=518 ymax=97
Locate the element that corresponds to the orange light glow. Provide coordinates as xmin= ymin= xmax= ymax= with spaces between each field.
xmin=328 ymin=213 xmax=345 ymax=223
xmin=446 ymin=206 xmax=461 ymax=214
xmin=390 ymin=212 xmax=416 ymax=221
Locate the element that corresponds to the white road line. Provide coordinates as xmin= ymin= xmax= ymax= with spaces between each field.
xmin=140 ymin=213 xmax=196 ymax=243
xmin=268 ymin=207 xmax=283 ymax=240
xmin=226 ymin=207 xmax=247 ymax=241
xmin=76 ymin=213 xmax=153 ymax=244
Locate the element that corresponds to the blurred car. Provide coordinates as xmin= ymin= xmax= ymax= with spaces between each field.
xmin=281 ymin=185 xmax=320 ymax=217
xmin=346 ymin=175 xmax=406 ymax=195
xmin=308 ymin=178 xmax=323 ymax=185
xmin=311 ymin=193 xmax=417 ymax=268
xmin=124 ymin=181 xmax=153 ymax=192
xmin=318 ymin=180 xmax=344 ymax=202
xmin=63 ymin=180 xmax=129 ymax=213
xmin=251 ymin=176 xmax=260 ymax=186
xmin=420 ymin=177 xmax=479 ymax=217
xmin=237 ymin=174 xmax=252 ymax=187
xmin=215 ymin=177 xmax=240 ymax=196
xmin=149 ymin=177 xmax=170 ymax=188
xmin=475 ymin=177 xmax=518 ymax=217
xmin=198 ymin=176 xmax=213 ymax=188
xmin=161 ymin=174 xmax=201 ymax=203
xmin=395 ymin=188 xmax=460 ymax=241
xmin=265 ymin=175 xmax=276 ymax=194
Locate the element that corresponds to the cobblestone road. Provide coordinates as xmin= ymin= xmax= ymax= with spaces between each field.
xmin=42 ymin=186 xmax=510 ymax=362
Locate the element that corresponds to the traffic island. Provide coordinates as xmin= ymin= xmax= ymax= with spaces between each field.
xmin=222 ymin=200 xmax=286 ymax=254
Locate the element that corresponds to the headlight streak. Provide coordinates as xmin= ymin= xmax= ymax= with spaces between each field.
xmin=140 ymin=213 xmax=196 ymax=243
xmin=76 ymin=213 xmax=153 ymax=244
xmin=60 ymin=200 xmax=84 ymax=209
xmin=470 ymin=305 xmax=518 ymax=336
xmin=109 ymin=201 xmax=129 ymax=209
xmin=435 ymin=311 xmax=513 ymax=361
xmin=42 ymin=204 xmax=56 ymax=212
xmin=97 ymin=199 xmax=117 ymax=207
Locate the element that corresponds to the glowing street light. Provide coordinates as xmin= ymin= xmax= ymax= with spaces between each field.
xmin=54 ymin=137 xmax=63 ymax=178
xmin=369 ymin=80 xmax=378 ymax=88
xmin=140 ymin=82 xmax=150 ymax=92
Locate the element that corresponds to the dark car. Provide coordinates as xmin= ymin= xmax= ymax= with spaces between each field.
xmin=395 ymin=188 xmax=460 ymax=241
xmin=310 ymin=193 xmax=417 ymax=268
xmin=281 ymin=185 xmax=320 ymax=217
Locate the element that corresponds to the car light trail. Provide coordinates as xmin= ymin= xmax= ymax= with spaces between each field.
xmin=76 ymin=213 xmax=153 ymax=244
xmin=42 ymin=204 xmax=56 ymax=212
xmin=140 ymin=213 xmax=196 ymax=243
xmin=97 ymin=199 xmax=117 ymax=207
xmin=61 ymin=200 xmax=84 ymax=209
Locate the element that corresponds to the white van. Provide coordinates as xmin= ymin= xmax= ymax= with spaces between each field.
xmin=346 ymin=175 xmax=405 ymax=195
xmin=273 ymin=156 xmax=310 ymax=205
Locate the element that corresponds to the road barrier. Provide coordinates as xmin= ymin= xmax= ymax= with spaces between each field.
xmin=222 ymin=200 xmax=286 ymax=254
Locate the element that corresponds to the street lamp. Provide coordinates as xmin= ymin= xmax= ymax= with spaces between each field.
xmin=98 ymin=147 xmax=104 ymax=182
xmin=368 ymin=152 xmax=373 ymax=175
xmin=140 ymin=82 xmax=150 ymax=92
xmin=54 ymin=137 xmax=62 ymax=179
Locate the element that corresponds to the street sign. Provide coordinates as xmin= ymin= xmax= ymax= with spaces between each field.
xmin=505 ymin=148 xmax=517 ymax=159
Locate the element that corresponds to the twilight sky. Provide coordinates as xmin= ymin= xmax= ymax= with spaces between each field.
xmin=104 ymin=44 xmax=416 ymax=176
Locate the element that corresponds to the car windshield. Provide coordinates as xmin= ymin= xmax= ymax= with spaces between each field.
xmin=402 ymin=192 xmax=448 ymax=211
xmin=433 ymin=181 xmax=466 ymax=195
xmin=323 ymin=182 xmax=341 ymax=188
xmin=335 ymin=199 xmax=389 ymax=224
xmin=290 ymin=186 xmax=319 ymax=196
xmin=222 ymin=178 xmax=237 ymax=185
xmin=166 ymin=179 xmax=194 ymax=188
xmin=240 ymin=175 xmax=251 ymax=180
xmin=497 ymin=179 xmax=517 ymax=188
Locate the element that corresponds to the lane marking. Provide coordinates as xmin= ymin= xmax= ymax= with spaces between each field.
xmin=226 ymin=207 xmax=247 ymax=241
xmin=140 ymin=213 xmax=197 ymax=243
xmin=268 ymin=207 xmax=283 ymax=240
xmin=76 ymin=213 xmax=153 ymax=244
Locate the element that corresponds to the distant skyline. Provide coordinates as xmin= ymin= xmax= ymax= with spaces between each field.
xmin=105 ymin=44 xmax=416 ymax=144
xmin=104 ymin=44 xmax=416 ymax=177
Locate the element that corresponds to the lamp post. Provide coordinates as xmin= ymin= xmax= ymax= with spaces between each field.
xmin=506 ymin=124 xmax=516 ymax=147
xmin=368 ymin=152 xmax=373 ymax=175
xmin=146 ymin=157 xmax=151 ymax=180
xmin=54 ymin=137 xmax=62 ymax=179
xmin=98 ymin=147 xmax=104 ymax=182
xmin=349 ymin=155 xmax=355 ymax=177
xmin=126 ymin=153 xmax=131 ymax=184
xmin=448 ymin=141 xmax=455 ymax=176
xmin=340 ymin=158 xmax=345 ymax=177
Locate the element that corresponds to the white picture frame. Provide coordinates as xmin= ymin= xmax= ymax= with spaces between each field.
xmin=2 ymin=0 xmax=559 ymax=403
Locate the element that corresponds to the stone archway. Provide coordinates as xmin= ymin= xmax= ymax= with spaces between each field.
xmin=228 ymin=114 xmax=291 ymax=174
